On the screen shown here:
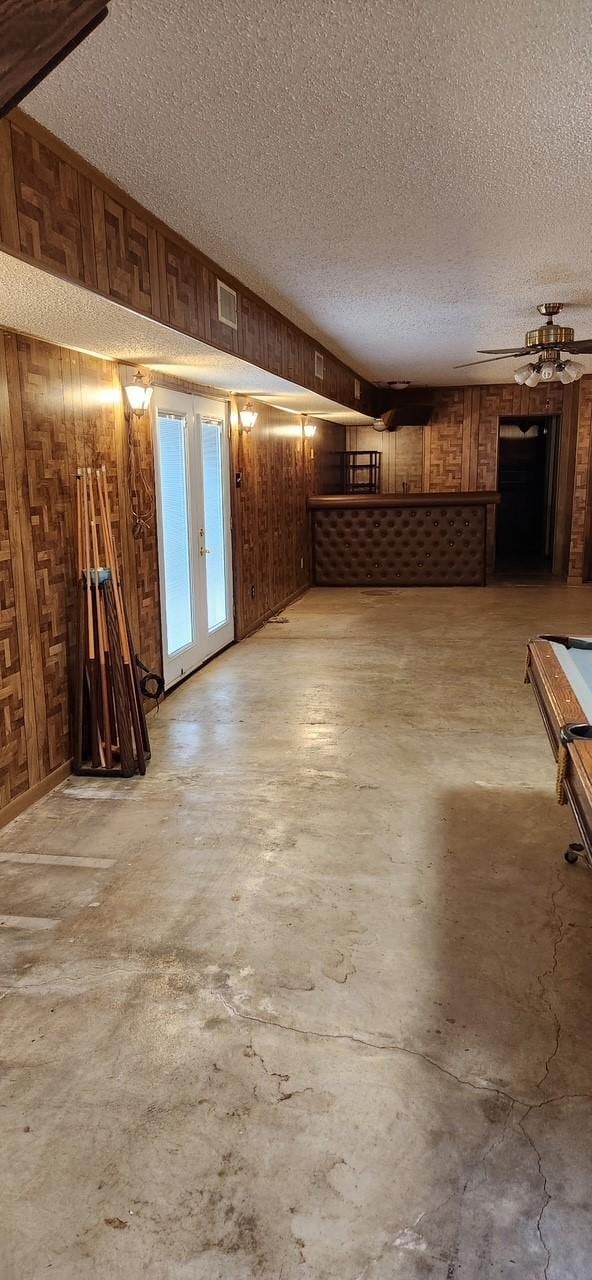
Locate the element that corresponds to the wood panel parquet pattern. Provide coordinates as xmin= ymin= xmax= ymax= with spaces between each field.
xmin=11 ymin=123 xmax=86 ymax=281
xmin=231 ymin=404 xmax=343 ymax=637
xmin=98 ymin=194 xmax=157 ymax=315
xmin=162 ymin=239 xmax=208 ymax=339
xmin=1 ymin=111 xmax=375 ymax=413
xmin=16 ymin=335 xmax=73 ymax=774
xmin=426 ymin=389 xmax=465 ymax=491
xmin=0 ymin=396 xmax=28 ymax=808
xmin=0 ymin=330 xmax=163 ymax=815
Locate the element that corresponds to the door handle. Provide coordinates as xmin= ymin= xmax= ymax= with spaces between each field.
xmin=200 ymin=546 xmax=211 ymax=556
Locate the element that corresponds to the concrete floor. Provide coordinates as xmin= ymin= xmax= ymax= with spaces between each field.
xmin=2 ymin=585 xmax=592 ymax=1279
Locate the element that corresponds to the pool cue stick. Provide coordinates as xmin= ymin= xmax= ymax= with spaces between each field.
xmin=102 ymin=576 xmax=136 ymax=775
xmin=97 ymin=467 xmax=146 ymax=774
xmin=86 ymin=468 xmax=105 ymax=769
xmin=74 ymin=471 xmax=86 ymax=770
xmin=76 ymin=468 xmax=83 ymax=577
xmin=100 ymin=466 xmax=146 ymax=775
xmin=92 ymin=470 xmax=118 ymax=755
xmin=88 ymin=467 xmax=112 ymax=768
xmin=122 ymin=593 xmax=150 ymax=756
xmin=81 ymin=467 xmax=101 ymax=767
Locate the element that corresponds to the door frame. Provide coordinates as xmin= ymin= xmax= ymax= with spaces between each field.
xmin=151 ymin=383 xmax=234 ymax=689
xmin=194 ymin=392 xmax=235 ymax=664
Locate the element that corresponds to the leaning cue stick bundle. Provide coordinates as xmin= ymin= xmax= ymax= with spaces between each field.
xmin=74 ymin=466 xmax=150 ymax=777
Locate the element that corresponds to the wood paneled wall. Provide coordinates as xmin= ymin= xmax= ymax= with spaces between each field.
xmin=231 ymin=403 xmax=344 ymax=637
xmin=0 ymin=330 xmax=346 ymax=817
xmin=349 ymin=383 xmax=563 ymax=492
xmin=347 ymin=379 xmax=592 ymax=581
xmin=0 ymin=110 xmax=375 ymax=416
xmin=0 ymin=329 xmax=160 ymax=817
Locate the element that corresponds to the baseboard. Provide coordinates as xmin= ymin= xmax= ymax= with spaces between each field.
xmin=237 ymin=584 xmax=310 ymax=641
xmin=0 ymin=759 xmax=73 ymax=832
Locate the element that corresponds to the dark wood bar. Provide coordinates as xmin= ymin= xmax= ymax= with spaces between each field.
xmin=309 ymin=492 xmax=500 ymax=587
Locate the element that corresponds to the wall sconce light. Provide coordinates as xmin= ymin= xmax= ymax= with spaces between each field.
xmin=303 ymin=417 xmax=317 ymax=439
xmin=239 ymin=400 xmax=258 ymax=432
xmin=124 ymin=370 xmax=153 ymax=417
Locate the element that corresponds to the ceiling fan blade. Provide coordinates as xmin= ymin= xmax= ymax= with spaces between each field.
xmin=477 ymin=347 xmax=530 ymax=355
xmin=453 ymin=354 xmax=523 ymax=369
xmin=562 ymin=340 xmax=592 ymax=353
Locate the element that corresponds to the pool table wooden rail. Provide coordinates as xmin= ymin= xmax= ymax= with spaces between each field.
xmin=526 ymin=638 xmax=592 ymax=859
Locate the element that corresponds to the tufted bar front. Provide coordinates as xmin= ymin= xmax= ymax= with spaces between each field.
xmin=309 ymin=492 xmax=500 ymax=587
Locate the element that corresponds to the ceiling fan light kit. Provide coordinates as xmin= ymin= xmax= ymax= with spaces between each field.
xmin=559 ymin=360 xmax=583 ymax=384
xmin=456 ymin=303 xmax=590 ymax=383
xmin=513 ymin=351 xmax=583 ymax=387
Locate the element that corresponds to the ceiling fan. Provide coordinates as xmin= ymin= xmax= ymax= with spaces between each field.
xmin=455 ymin=303 xmax=592 ymax=385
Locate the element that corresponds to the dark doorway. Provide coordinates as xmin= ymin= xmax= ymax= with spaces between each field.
xmin=495 ymin=415 xmax=560 ymax=578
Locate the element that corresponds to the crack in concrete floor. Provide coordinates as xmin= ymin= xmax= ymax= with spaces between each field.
xmin=2 ymin=586 xmax=592 ymax=1278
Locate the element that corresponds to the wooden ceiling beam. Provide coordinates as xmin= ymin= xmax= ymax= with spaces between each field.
xmin=0 ymin=0 xmax=109 ymax=118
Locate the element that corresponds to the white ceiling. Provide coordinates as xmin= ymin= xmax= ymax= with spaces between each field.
xmin=24 ymin=0 xmax=592 ymax=385
xmin=0 ymin=252 xmax=372 ymax=423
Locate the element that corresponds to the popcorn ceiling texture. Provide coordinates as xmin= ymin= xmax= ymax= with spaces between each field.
xmin=26 ymin=0 xmax=592 ymax=384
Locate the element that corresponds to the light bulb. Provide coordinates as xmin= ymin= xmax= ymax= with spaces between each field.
xmin=525 ymin=368 xmax=541 ymax=387
xmin=558 ymin=364 xmax=575 ymax=385
xmin=563 ymin=360 xmax=584 ymax=381
xmin=514 ymin=364 xmax=534 ymax=385
xmin=540 ymin=364 xmax=555 ymax=381
xmin=239 ymin=401 xmax=258 ymax=431
xmin=124 ymin=373 xmax=153 ymax=415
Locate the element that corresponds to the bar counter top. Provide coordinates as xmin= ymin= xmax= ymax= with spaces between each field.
xmin=308 ymin=491 xmax=500 ymax=509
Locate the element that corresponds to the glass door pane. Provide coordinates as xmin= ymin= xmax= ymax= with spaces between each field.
xmin=201 ymin=415 xmax=228 ymax=632
xmin=157 ymin=412 xmax=194 ymax=656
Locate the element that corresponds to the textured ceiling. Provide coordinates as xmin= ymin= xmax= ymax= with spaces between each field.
xmin=24 ymin=0 xmax=592 ymax=385
xmin=0 ymin=253 xmax=371 ymax=422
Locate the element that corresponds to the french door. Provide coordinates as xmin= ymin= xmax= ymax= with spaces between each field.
xmin=153 ymin=389 xmax=234 ymax=688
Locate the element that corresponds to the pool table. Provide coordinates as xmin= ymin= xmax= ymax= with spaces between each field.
xmin=526 ymin=635 xmax=592 ymax=868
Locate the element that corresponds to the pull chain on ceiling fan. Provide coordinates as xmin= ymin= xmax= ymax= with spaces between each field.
xmin=455 ymin=303 xmax=592 ymax=385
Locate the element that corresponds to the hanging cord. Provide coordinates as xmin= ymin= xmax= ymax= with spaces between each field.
xmin=135 ymin=655 xmax=165 ymax=708
xmin=127 ymin=409 xmax=155 ymax=538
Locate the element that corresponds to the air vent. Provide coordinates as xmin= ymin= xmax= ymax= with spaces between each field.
xmin=354 ymin=378 xmax=361 ymax=401
xmin=217 ymin=279 xmax=238 ymax=330
xmin=314 ymin=351 xmax=324 ymax=381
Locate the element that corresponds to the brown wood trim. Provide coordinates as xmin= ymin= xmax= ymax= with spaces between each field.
xmin=527 ymin=638 xmax=592 ymax=850
xmin=90 ymin=184 xmax=109 ymax=294
xmin=468 ymin=387 xmax=480 ymax=490
xmin=554 ymin=385 xmax=579 ymax=578
xmin=147 ymin=225 xmax=161 ymax=321
xmin=461 ymin=388 xmax=472 ymax=490
xmin=77 ymin=171 xmax=98 ymax=289
xmin=0 ymin=118 xmax=20 ymax=249
xmin=133 ymin=365 xmax=229 ymax=402
xmin=0 ymin=2 xmax=108 ymax=117
xmin=156 ymin=232 xmax=170 ymax=325
xmin=527 ymin=639 xmax=592 ymax=732
xmin=112 ymin=367 xmax=140 ymax=645
xmin=308 ymin=491 xmax=501 ymax=510
xmin=0 ymin=759 xmax=72 ymax=832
